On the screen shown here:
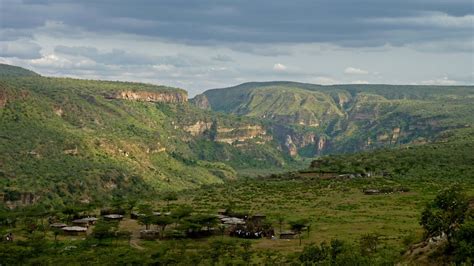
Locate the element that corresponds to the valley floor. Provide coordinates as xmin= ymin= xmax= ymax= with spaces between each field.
xmin=2 ymin=174 xmax=472 ymax=265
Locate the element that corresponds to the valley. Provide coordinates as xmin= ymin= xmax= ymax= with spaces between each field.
xmin=1 ymin=64 xmax=474 ymax=264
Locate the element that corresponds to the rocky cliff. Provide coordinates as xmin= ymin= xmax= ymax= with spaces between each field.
xmin=183 ymin=121 xmax=270 ymax=145
xmin=217 ymin=125 xmax=271 ymax=144
xmin=190 ymin=94 xmax=210 ymax=110
xmin=109 ymin=90 xmax=188 ymax=103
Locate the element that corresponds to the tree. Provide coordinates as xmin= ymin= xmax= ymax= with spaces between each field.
xmin=330 ymin=239 xmax=345 ymax=261
xmin=93 ymin=220 xmax=118 ymax=244
xmin=111 ymin=194 xmax=126 ymax=212
xmin=289 ymin=218 xmax=309 ymax=246
xmin=137 ymin=204 xmax=155 ymax=230
xmin=452 ymin=219 xmax=474 ymax=263
xmin=208 ymin=120 xmax=218 ymax=141
xmin=184 ymin=214 xmax=218 ymax=234
xmin=275 ymin=214 xmax=285 ymax=233
xmin=218 ymin=224 xmax=226 ymax=239
xmin=155 ymin=216 xmax=173 ymax=239
xmin=359 ymin=233 xmax=379 ymax=256
xmin=420 ymin=186 xmax=469 ymax=241
xmin=299 ymin=242 xmax=330 ymax=264
xmin=171 ymin=205 xmax=192 ymax=227
xmin=125 ymin=196 xmax=138 ymax=218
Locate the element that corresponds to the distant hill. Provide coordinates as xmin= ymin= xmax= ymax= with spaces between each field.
xmin=0 ymin=64 xmax=40 ymax=77
xmin=194 ymin=81 xmax=474 ymax=156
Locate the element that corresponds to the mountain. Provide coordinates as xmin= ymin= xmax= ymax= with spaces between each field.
xmin=0 ymin=65 xmax=293 ymax=206
xmin=193 ymin=81 xmax=474 ymax=156
xmin=2 ymin=64 xmax=473 ymax=206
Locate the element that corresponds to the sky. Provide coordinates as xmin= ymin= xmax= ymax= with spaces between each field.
xmin=1 ymin=0 xmax=473 ymax=96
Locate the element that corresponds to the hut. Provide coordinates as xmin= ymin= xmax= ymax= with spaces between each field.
xmin=280 ymin=231 xmax=297 ymax=239
xmin=62 ymin=226 xmax=87 ymax=235
xmin=140 ymin=230 xmax=159 ymax=240
xmin=50 ymin=223 xmax=67 ymax=229
xmin=103 ymin=214 xmax=124 ymax=221
xmin=363 ymin=189 xmax=381 ymax=195
xmin=72 ymin=219 xmax=90 ymax=227
xmin=82 ymin=217 xmax=98 ymax=225
xmin=221 ymin=217 xmax=245 ymax=225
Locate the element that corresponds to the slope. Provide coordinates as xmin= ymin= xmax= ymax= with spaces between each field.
xmin=194 ymin=82 xmax=474 ymax=156
xmin=0 ymin=65 xmax=292 ymax=206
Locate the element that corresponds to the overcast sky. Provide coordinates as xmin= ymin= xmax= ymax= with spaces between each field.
xmin=1 ymin=0 xmax=473 ymax=96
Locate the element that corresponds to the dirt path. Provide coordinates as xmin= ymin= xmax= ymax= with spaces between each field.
xmin=119 ymin=218 xmax=144 ymax=250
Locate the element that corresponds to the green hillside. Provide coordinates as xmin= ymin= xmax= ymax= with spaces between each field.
xmin=2 ymin=65 xmax=473 ymax=206
xmin=0 ymin=65 xmax=293 ymax=205
xmin=195 ymin=82 xmax=474 ymax=156
xmin=305 ymin=127 xmax=474 ymax=179
xmin=0 ymin=63 xmax=40 ymax=77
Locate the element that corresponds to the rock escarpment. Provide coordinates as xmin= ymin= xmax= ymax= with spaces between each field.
xmin=190 ymin=94 xmax=210 ymax=110
xmin=110 ymin=90 xmax=188 ymax=103
xmin=183 ymin=121 xmax=271 ymax=145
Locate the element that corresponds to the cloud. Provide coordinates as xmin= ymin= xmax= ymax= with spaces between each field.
xmin=344 ymin=67 xmax=369 ymax=75
xmin=366 ymin=12 xmax=474 ymax=29
xmin=273 ymin=63 xmax=287 ymax=72
xmin=1 ymin=1 xmax=472 ymax=94
xmin=4 ymin=0 xmax=471 ymax=50
xmin=211 ymin=54 xmax=234 ymax=62
xmin=420 ymin=77 xmax=458 ymax=85
xmin=351 ymin=80 xmax=370 ymax=84
xmin=29 ymin=53 xmax=96 ymax=69
xmin=0 ymin=40 xmax=42 ymax=59
xmin=54 ymin=45 xmax=197 ymax=67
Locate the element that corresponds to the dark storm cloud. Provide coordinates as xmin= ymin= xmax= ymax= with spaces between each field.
xmin=1 ymin=0 xmax=472 ymax=48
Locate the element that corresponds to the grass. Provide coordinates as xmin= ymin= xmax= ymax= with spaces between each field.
xmin=163 ymin=175 xmax=473 ymax=255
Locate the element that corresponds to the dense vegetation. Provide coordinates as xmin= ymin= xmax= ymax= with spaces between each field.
xmin=306 ymin=127 xmax=474 ymax=179
xmin=0 ymin=65 xmax=295 ymax=205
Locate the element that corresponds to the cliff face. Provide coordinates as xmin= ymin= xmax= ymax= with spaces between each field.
xmin=183 ymin=121 xmax=270 ymax=145
xmin=284 ymin=135 xmax=298 ymax=157
xmin=111 ymin=90 xmax=188 ymax=103
xmin=184 ymin=121 xmax=212 ymax=136
xmin=217 ymin=125 xmax=271 ymax=144
xmin=190 ymin=94 xmax=210 ymax=110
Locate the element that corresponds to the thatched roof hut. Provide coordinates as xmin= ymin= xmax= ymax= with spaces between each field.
xmin=62 ymin=226 xmax=87 ymax=235
xmin=50 ymin=223 xmax=67 ymax=228
xmin=82 ymin=217 xmax=98 ymax=224
xmin=72 ymin=219 xmax=90 ymax=227
xmin=221 ymin=217 xmax=245 ymax=225
xmin=103 ymin=214 xmax=124 ymax=220
xmin=363 ymin=189 xmax=381 ymax=195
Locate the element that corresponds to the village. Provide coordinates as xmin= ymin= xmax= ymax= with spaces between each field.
xmin=28 ymin=207 xmax=304 ymax=243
